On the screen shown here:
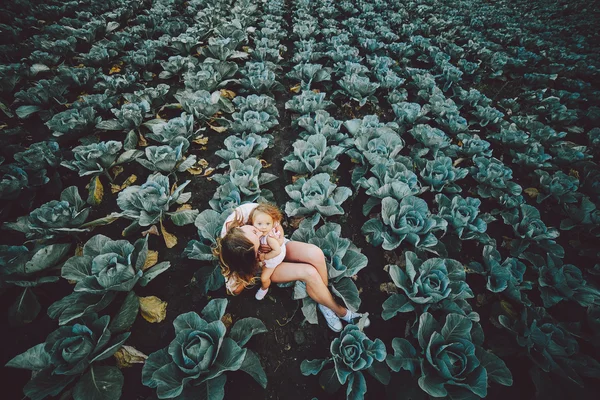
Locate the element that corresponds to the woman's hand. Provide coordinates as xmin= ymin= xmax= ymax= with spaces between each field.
xmin=259 ymin=242 xmax=272 ymax=254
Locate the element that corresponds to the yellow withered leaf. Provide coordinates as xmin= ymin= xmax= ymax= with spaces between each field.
xmin=160 ymin=220 xmax=178 ymax=248
xmin=289 ymin=84 xmax=301 ymax=93
xmin=203 ymin=168 xmax=215 ymax=177
xmin=312 ymin=89 xmax=321 ymax=93
xmin=187 ymin=165 xmax=204 ymax=175
xmin=109 ymin=65 xmax=122 ymax=74
xmin=75 ymin=244 xmax=84 ymax=257
xmin=208 ymin=123 xmax=227 ymax=133
xmin=114 ymin=345 xmax=148 ymax=368
xmin=500 ymin=300 xmax=518 ymax=319
xmin=138 ymin=133 xmax=148 ymax=147
xmin=260 ymin=159 xmax=271 ymax=168
xmin=193 ymin=135 xmax=209 ymax=145
xmin=198 ymin=159 xmax=209 ymax=168
xmin=524 ymin=187 xmax=539 ymax=198
xmin=177 ymin=204 xmax=192 ymax=211
xmin=89 ymin=176 xmax=104 ymax=205
xmin=111 ymin=166 xmax=124 ymax=179
xmin=221 ymin=313 xmax=233 ymax=329
xmin=170 ymin=182 xmax=178 ymax=195
xmin=141 ymin=225 xmax=159 ymax=236
xmin=139 ymin=296 xmax=167 ymax=323
xmin=220 ymin=89 xmax=236 ymax=99
xmin=110 ymin=183 xmax=122 ymax=194
xmin=143 ymin=251 xmax=159 ymax=271
xmin=569 ymin=169 xmax=580 ymax=179
xmin=111 ymin=174 xmax=138 ymax=193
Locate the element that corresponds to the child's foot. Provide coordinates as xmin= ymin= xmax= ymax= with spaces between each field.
xmin=255 ymin=287 xmax=269 ymax=300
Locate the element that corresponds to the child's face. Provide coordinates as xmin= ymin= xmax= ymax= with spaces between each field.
xmin=252 ymin=211 xmax=273 ymax=233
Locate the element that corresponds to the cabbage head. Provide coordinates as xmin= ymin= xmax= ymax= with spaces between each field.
xmin=136 ymin=141 xmax=197 ymax=174
xmin=504 ymin=204 xmax=564 ymax=258
xmin=285 ymin=173 xmax=352 ymax=217
xmin=357 ymin=162 xmax=421 ymax=215
xmin=362 ymin=196 xmax=447 ymax=252
xmin=387 ymin=313 xmax=512 ymax=399
xmin=445 ymin=133 xmax=492 ymax=158
xmin=301 ymin=324 xmax=388 ymax=400
xmin=560 ymin=196 xmax=600 ymax=236
xmin=283 ymin=133 xmax=343 ymax=174
xmin=4 ymin=186 xmax=90 ymax=240
xmin=436 ymin=194 xmax=492 ymax=242
xmin=142 ymin=299 xmax=267 ymax=399
xmin=215 ymin=133 xmax=272 ymax=165
xmin=229 ymin=109 xmax=279 ymax=133
xmin=61 ymin=141 xmax=122 ymax=177
xmin=5 ymin=313 xmax=129 ymax=400
xmin=410 ymin=124 xmax=451 ymax=154
xmin=471 ymin=156 xmax=522 ymax=199
xmin=174 ymin=90 xmax=234 ymax=120
xmin=212 ymin=158 xmax=277 ymax=200
xmin=117 ymin=173 xmax=198 ymax=232
xmin=285 ymin=90 xmax=333 ymax=114
xmin=382 ymin=252 xmax=473 ymax=322
xmin=420 ymin=156 xmax=468 ymax=193
xmin=145 ymin=113 xmax=195 ymax=148
xmin=535 ymin=170 xmax=579 ymax=204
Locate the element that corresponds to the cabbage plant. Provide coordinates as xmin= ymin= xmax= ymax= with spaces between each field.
xmin=503 ymin=204 xmax=564 ymax=258
xmin=347 ymin=129 xmax=407 ymax=167
xmin=183 ymin=61 xmax=238 ymax=91
xmin=4 ymin=186 xmax=92 ymax=241
xmin=362 ymin=196 xmax=447 ymax=253
xmin=96 ymin=101 xmax=152 ymax=131
xmin=61 ymin=141 xmax=123 ymax=178
xmin=297 ymin=110 xmax=348 ymax=145
xmin=336 ymin=73 xmax=380 ymax=106
xmin=535 ymin=170 xmax=579 ymax=204
xmin=174 ymin=90 xmax=234 ymax=120
xmin=445 ymin=133 xmax=492 ymax=158
xmin=144 ymin=113 xmax=196 ymax=149
xmin=45 ymin=107 xmax=101 ymax=138
xmin=240 ymin=61 xmax=284 ymax=93
xmin=5 ymin=313 xmax=129 ymax=400
xmin=436 ymin=194 xmax=493 ymax=243
xmin=142 ymin=299 xmax=267 ymax=399
xmin=382 ymin=252 xmax=474 ymax=323
xmin=467 ymin=245 xmax=532 ymax=304
xmin=48 ymin=234 xmax=170 ymax=325
xmin=285 ymin=90 xmax=333 ymax=114
xmin=357 ymin=162 xmax=421 ymax=215
xmin=283 ymin=134 xmax=343 ymax=174
xmin=301 ymin=324 xmax=388 ymax=400
xmin=420 ymin=156 xmax=468 ymax=193
xmin=560 ymin=196 xmax=600 ymax=236
xmin=0 ymin=243 xmax=71 ymax=324
xmin=471 ymin=156 xmax=522 ymax=200
xmin=117 ymin=173 xmax=199 ymax=235
xmin=285 ymin=173 xmax=352 ymax=217
xmin=159 ymin=55 xmax=198 ymax=79
xmin=212 ymin=158 xmax=277 ymax=201
xmin=215 ymin=133 xmax=272 ymax=165
xmin=409 ymin=124 xmax=451 ymax=155
xmin=499 ymin=306 xmax=599 ymax=387
xmin=233 ymin=94 xmax=279 ymax=117
xmin=136 ymin=141 xmax=197 ymax=174
xmin=229 ymin=109 xmax=279 ymax=134
xmin=388 ymin=313 xmax=512 ymax=399
xmin=286 ymin=63 xmax=332 ymax=89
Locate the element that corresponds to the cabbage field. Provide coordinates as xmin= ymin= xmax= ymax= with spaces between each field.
xmin=1 ymin=0 xmax=599 ymax=399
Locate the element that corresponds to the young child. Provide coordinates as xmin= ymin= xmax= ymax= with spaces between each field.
xmin=248 ymin=203 xmax=286 ymax=300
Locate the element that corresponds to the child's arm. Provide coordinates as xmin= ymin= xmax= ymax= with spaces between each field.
xmin=262 ymin=236 xmax=281 ymax=260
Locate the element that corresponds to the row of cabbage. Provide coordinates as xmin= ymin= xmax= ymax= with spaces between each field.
xmin=2 ymin=1 xmax=274 ymax=400
xmin=279 ymin=0 xmax=599 ymax=399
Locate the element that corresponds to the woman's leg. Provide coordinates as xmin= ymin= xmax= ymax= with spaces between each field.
xmin=284 ymin=241 xmax=328 ymax=286
xmin=270 ymin=262 xmax=347 ymax=317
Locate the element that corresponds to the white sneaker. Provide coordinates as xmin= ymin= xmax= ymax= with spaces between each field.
xmin=341 ymin=310 xmax=371 ymax=327
xmin=255 ymin=287 xmax=269 ymax=300
xmin=317 ymin=304 xmax=343 ymax=332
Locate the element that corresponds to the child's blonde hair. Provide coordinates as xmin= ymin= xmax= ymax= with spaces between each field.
xmin=248 ymin=203 xmax=283 ymax=226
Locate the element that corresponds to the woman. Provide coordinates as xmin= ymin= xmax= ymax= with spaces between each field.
xmin=215 ymin=202 xmax=368 ymax=332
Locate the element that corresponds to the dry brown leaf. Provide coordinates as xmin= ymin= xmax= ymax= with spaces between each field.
xmin=141 ymin=225 xmax=159 ymax=236
xmin=114 ymin=345 xmax=148 ymax=368
xmin=260 ymin=159 xmax=271 ymax=168
xmin=379 ymin=282 xmax=398 ymax=295
xmin=208 ymin=123 xmax=227 ymax=133
xmin=192 ymin=136 xmax=209 ymax=145
xmin=242 ymin=46 xmax=250 ymax=53
xmin=202 ymin=167 xmax=215 ymax=177
xmin=198 ymin=159 xmax=209 ymax=168
xmin=110 ymin=174 xmax=138 ymax=194
xmin=111 ymin=166 xmax=124 ymax=179
xmin=291 ymin=174 xmax=306 ymax=183
xmin=457 ymin=140 xmax=464 ymax=147
xmin=160 ymin=220 xmax=178 ymax=248
xmin=138 ymin=133 xmax=148 ymax=147
xmin=524 ymin=187 xmax=539 ymax=198
xmin=139 ymin=296 xmax=167 ymax=323
xmin=220 ymin=89 xmax=236 ymax=99
xmin=89 ymin=176 xmax=104 ymax=205
xmin=312 ymin=89 xmax=321 ymax=93
xmin=289 ymin=84 xmax=301 ymax=93
xmin=109 ymin=65 xmax=122 ymax=74
xmin=142 ymin=251 xmax=159 ymax=271
xmin=187 ymin=165 xmax=204 ymax=175
xmin=177 ymin=204 xmax=192 ymax=211
xmin=221 ymin=313 xmax=233 ymax=329
xmin=170 ymin=182 xmax=178 ymax=195
xmin=289 ymin=217 xmax=305 ymax=229
xmin=569 ymin=169 xmax=580 ymax=179
xmin=75 ymin=244 xmax=84 ymax=257
xmin=110 ymin=183 xmax=122 ymax=194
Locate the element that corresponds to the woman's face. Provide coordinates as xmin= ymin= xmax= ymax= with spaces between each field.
xmin=238 ymin=225 xmax=261 ymax=254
